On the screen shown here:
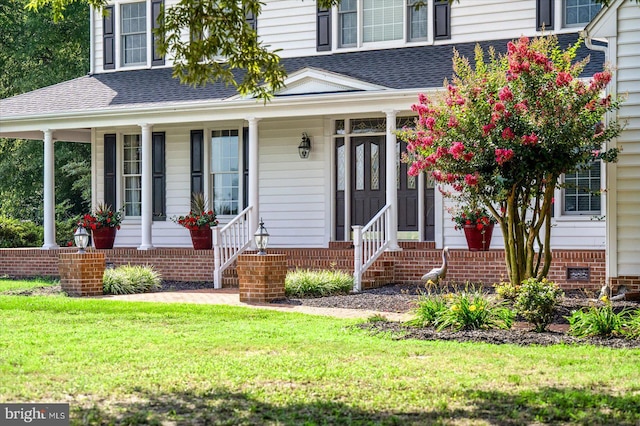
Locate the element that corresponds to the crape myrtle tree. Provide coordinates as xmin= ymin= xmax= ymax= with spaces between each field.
xmin=398 ymin=36 xmax=623 ymax=286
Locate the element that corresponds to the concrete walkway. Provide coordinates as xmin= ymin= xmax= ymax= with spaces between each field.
xmin=103 ymin=289 xmax=412 ymax=322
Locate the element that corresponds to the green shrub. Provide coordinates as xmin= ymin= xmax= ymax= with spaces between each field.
xmin=434 ymin=287 xmax=514 ymax=331
xmin=285 ymin=269 xmax=353 ymax=298
xmin=56 ymin=215 xmax=81 ymax=247
xmin=103 ymin=265 xmax=162 ymax=295
xmin=514 ymin=278 xmax=564 ymax=332
xmin=406 ymin=293 xmax=448 ymax=327
xmin=623 ymin=310 xmax=640 ymax=339
xmin=0 ymin=216 xmax=43 ymax=248
xmin=494 ymin=281 xmax=519 ymax=301
xmin=567 ymin=304 xmax=631 ymax=338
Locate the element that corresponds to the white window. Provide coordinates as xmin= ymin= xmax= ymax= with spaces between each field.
xmin=123 ymin=134 xmax=142 ymax=216
xmin=211 ymin=130 xmax=240 ymax=215
xmin=339 ymin=0 xmax=427 ymax=47
xmin=121 ymin=2 xmax=147 ymax=65
xmin=564 ymin=0 xmax=602 ymax=27
xmin=563 ymin=161 xmax=601 ymax=215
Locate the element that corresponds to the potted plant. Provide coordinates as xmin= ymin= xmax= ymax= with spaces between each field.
xmin=173 ymin=193 xmax=218 ymax=250
xmin=451 ymin=203 xmax=497 ymax=251
xmin=79 ymin=202 xmax=123 ymax=249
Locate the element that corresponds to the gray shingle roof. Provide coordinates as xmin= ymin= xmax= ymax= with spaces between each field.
xmin=0 ymin=32 xmax=604 ymax=119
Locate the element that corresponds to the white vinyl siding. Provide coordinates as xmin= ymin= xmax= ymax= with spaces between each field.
xmin=614 ymin=1 xmax=640 ymax=275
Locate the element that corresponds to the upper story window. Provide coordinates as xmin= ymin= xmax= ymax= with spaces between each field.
xmin=564 ymin=0 xmax=602 ymax=27
xmin=563 ymin=161 xmax=601 ymax=215
xmin=121 ymin=2 xmax=147 ymax=66
xmin=103 ymin=0 xmax=164 ymax=71
xmin=338 ymin=0 xmax=428 ymax=48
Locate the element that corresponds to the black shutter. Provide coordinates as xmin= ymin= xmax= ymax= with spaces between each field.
xmin=242 ymin=127 xmax=249 ymax=209
xmin=151 ymin=0 xmax=165 ymax=66
xmin=433 ymin=0 xmax=450 ymax=40
xmin=246 ymin=9 xmax=257 ymax=31
xmin=103 ymin=6 xmax=115 ymax=69
xmin=317 ymin=7 xmax=331 ymax=51
xmin=536 ymin=0 xmax=554 ymax=30
xmin=190 ymin=130 xmax=204 ymax=196
xmin=104 ymin=134 xmax=117 ymax=208
xmin=152 ymin=132 xmax=166 ymax=220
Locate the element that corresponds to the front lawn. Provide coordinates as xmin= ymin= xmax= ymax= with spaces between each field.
xmin=1 ymin=294 xmax=639 ymax=425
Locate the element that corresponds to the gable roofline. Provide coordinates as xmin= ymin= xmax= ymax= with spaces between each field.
xmin=584 ymin=0 xmax=624 ymax=38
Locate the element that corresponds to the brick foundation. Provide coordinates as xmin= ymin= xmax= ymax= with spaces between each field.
xmin=0 ymin=245 xmax=609 ymax=291
xmin=610 ymin=276 xmax=640 ymax=293
xmin=237 ymin=253 xmax=287 ymax=303
xmin=58 ymin=252 xmax=106 ymax=296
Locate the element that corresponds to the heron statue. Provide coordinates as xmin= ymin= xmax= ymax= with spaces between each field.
xmin=422 ymin=247 xmax=449 ymax=284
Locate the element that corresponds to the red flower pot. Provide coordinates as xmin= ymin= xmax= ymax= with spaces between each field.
xmin=189 ymin=226 xmax=212 ymax=250
xmin=463 ymin=223 xmax=494 ymax=251
xmin=92 ymin=226 xmax=117 ymax=249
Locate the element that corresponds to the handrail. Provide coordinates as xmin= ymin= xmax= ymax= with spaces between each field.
xmin=213 ymin=206 xmax=253 ymax=289
xmin=352 ymin=204 xmax=391 ymax=292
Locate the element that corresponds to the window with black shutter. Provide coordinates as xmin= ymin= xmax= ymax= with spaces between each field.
xmin=537 ymin=0 xmax=554 ymax=30
xmin=190 ymin=130 xmax=204 ymax=196
xmin=151 ymin=0 xmax=164 ymax=66
xmin=433 ymin=0 xmax=450 ymax=40
xmin=317 ymin=7 xmax=331 ymax=51
xmin=152 ymin=132 xmax=166 ymax=220
xmin=246 ymin=9 xmax=257 ymax=31
xmin=103 ymin=6 xmax=115 ymax=69
xmin=104 ymin=134 xmax=117 ymax=208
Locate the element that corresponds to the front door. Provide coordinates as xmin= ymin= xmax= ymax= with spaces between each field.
xmin=351 ymin=136 xmax=386 ymax=227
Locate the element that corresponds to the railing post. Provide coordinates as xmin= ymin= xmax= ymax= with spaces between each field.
xmin=353 ymin=225 xmax=363 ymax=292
xmin=213 ymin=226 xmax=222 ymax=289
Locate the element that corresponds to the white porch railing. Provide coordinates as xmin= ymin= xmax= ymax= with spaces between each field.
xmin=352 ymin=204 xmax=391 ymax=292
xmin=213 ymin=206 xmax=253 ymax=289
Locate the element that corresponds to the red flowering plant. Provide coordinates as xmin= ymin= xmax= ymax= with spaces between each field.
xmin=450 ymin=203 xmax=497 ymax=232
xmin=172 ymin=193 xmax=219 ymax=230
xmin=79 ymin=202 xmax=123 ymax=230
xmin=398 ymin=35 xmax=623 ymax=286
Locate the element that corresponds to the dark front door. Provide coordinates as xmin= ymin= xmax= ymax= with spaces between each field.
xmin=351 ymin=136 xmax=386 ymax=226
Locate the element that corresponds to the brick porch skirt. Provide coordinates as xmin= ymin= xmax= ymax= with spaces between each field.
xmin=0 ymin=245 xmax=631 ymax=292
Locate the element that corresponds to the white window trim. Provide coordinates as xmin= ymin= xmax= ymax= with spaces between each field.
xmin=562 ymin=0 xmax=602 ymax=28
xmin=334 ymin=0 xmax=432 ymax=51
xmin=209 ymin=126 xmax=243 ymax=218
xmin=111 ymin=0 xmax=153 ymax=70
xmin=553 ymin=160 xmax=605 ymax=221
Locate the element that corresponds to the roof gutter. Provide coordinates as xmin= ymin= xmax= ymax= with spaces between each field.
xmin=580 ymin=29 xmax=608 ymax=61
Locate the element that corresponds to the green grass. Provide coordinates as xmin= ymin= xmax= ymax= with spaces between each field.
xmin=0 ymin=294 xmax=639 ymax=425
xmin=0 ymin=277 xmax=57 ymax=293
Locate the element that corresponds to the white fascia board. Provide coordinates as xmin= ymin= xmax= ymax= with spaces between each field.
xmin=0 ymin=88 xmax=438 ymax=132
xmin=584 ymin=0 xmax=622 ymax=38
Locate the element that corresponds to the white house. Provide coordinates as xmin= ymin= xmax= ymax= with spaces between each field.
xmin=0 ymin=0 xmax=614 ymax=287
xmin=584 ymin=0 xmax=640 ymax=291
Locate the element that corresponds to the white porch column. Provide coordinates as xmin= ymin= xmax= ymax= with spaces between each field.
xmin=139 ymin=123 xmax=154 ymax=250
xmin=384 ymin=110 xmax=401 ymax=251
xmin=247 ymin=117 xmax=260 ymax=237
xmin=42 ymin=129 xmax=59 ymax=249
xmin=418 ymin=172 xmax=425 ymax=242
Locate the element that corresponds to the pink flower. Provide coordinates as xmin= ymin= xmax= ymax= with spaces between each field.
xmin=502 ymin=127 xmax=515 ymax=140
xmin=464 ymin=173 xmax=478 ymax=186
xmin=463 ymin=152 xmax=474 ymax=162
xmin=498 ymin=87 xmax=513 ymax=102
xmin=448 ymin=116 xmax=459 ymax=128
xmin=495 ymin=148 xmax=514 ymax=165
xmin=494 ymin=102 xmax=506 ymax=113
xmin=590 ymin=71 xmax=612 ymax=91
xmin=513 ymin=102 xmax=528 ymax=113
xmin=449 ymin=142 xmax=465 ymax=159
xmin=556 ymin=71 xmax=573 ymax=87
xmin=482 ymin=123 xmax=496 ymax=136
xmin=521 ymin=133 xmax=538 ymax=146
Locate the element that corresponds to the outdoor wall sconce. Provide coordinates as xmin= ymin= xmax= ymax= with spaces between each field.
xmin=254 ymin=218 xmax=270 ymax=255
xmin=298 ymin=132 xmax=311 ymax=159
xmin=74 ymin=225 xmax=89 ymax=254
